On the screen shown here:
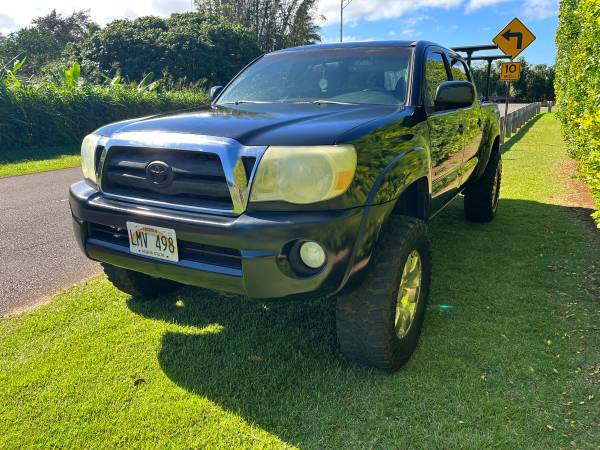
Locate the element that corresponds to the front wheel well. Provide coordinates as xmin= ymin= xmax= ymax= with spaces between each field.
xmin=392 ymin=177 xmax=429 ymax=220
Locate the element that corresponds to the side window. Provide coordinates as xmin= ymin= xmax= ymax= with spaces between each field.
xmin=449 ymin=58 xmax=470 ymax=81
xmin=424 ymin=51 xmax=450 ymax=108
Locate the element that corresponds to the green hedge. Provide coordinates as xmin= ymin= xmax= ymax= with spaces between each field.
xmin=555 ymin=0 xmax=600 ymax=224
xmin=0 ymin=84 xmax=209 ymax=150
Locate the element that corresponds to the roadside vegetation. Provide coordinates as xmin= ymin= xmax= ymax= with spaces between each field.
xmin=1 ymin=113 xmax=597 ymax=448
xmin=0 ymin=147 xmax=79 ymax=178
xmin=0 ymin=62 xmax=209 ymax=150
xmin=0 ymin=5 xmax=323 ymax=174
xmin=555 ymin=0 xmax=600 ymax=225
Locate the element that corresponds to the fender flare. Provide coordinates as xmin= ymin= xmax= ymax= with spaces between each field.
xmin=473 ymin=114 xmax=501 ymax=182
xmin=368 ymin=146 xmax=431 ymax=206
xmin=337 ymin=146 xmax=431 ymax=292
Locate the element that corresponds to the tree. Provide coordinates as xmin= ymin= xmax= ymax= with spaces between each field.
xmin=73 ymin=12 xmax=261 ymax=86
xmin=0 ymin=28 xmax=62 ymax=76
xmin=195 ymin=0 xmax=321 ymax=52
xmin=518 ymin=62 xmax=554 ymax=101
xmin=470 ymin=58 xmax=555 ymax=102
xmin=161 ymin=13 xmax=261 ymax=84
xmin=31 ymin=9 xmax=95 ymax=46
xmin=0 ymin=9 xmax=96 ymax=78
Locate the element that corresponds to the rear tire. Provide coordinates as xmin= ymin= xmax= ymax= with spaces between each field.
xmin=464 ymin=150 xmax=502 ymax=222
xmin=102 ymin=263 xmax=181 ymax=299
xmin=336 ymin=216 xmax=432 ymax=372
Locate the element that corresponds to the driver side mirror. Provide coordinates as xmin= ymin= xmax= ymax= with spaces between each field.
xmin=210 ymin=85 xmax=224 ymax=102
xmin=434 ymin=81 xmax=475 ymax=110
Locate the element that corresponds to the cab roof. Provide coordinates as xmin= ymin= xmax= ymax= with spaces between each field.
xmin=270 ymin=40 xmax=419 ymax=54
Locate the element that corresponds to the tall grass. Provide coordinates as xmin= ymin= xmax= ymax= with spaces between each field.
xmin=0 ymin=83 xmax=209 ymax=150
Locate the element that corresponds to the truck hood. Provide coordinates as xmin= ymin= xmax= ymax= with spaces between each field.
xmin=95 ymin=103 xmax=403 ymax=146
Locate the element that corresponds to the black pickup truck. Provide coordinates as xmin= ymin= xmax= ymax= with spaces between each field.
xmin=70 ymin=40 xmax=501 ymax=371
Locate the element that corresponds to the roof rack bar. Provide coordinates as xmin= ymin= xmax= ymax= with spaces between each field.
xmin=451 ymin=44 xmax=500 ymax=68
xmin=451 ymin=44 xmax=498 ymax=52
xmin=469 ymin=54 xmax=510 ymax=61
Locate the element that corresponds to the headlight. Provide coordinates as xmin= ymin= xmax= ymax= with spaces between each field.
xmin=250 ymin=145 xmax=357 ymax=204
xmin=81 ymin=133 xmax=101 ymax=184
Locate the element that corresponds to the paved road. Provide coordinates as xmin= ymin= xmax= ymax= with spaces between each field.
xmin=0 ymin=168 xmax=100 ymax=316
xmin=497 ymin=103 xmax=529 ymax=117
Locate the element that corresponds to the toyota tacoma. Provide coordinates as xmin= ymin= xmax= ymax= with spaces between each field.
xmin=69 ymin=41 xmax=502 ymax=371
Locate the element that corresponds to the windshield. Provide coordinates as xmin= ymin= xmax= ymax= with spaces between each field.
xmin=217 ymin=46 xmax=412 ymax=107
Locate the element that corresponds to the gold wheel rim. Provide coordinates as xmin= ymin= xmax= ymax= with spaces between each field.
xmin=395 ymin=250 xmax=422 ymax=338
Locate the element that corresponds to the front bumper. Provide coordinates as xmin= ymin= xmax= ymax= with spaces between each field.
xmin=69 ymin=180 xmax=386 ymax=299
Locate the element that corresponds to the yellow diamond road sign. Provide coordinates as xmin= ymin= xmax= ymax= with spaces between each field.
xmin=500 ymin=62 xmax=522 ymax=81
xmin=493 ymin=18 xmax=536 ymax=60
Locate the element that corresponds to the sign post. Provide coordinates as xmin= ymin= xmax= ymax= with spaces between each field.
xmin=493 ymin=18 xmax=536 ymax=140
xmin=504 ymin=82 xmax=510 ymax=138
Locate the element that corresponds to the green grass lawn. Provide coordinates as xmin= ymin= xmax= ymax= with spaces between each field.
xmin=0 ymin=147 xmax=80 ymax=177
xmin=1 ymin=113 xmax=598 ymax=448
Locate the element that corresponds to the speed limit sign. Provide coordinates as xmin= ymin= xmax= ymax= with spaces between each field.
xmin=500 ymin=62 xmax=522 ymax=81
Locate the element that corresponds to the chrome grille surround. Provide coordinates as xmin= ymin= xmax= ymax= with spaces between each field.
xmin=96 ymin=132 xmax=267 ymax=216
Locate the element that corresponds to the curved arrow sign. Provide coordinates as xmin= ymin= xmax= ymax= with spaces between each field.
xmin=493 ymin=18 xmax=536 ymax=59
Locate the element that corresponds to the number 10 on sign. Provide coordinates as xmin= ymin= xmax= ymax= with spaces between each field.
xmin=500 ymin=62 xmax=521 ymax=81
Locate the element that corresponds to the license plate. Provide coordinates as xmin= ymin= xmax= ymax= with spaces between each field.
xmin=126 ymin=221 xmax=179 ymax=262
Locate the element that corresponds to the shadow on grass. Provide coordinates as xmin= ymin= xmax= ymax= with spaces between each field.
xmin=126 ymin=196 xmax=596 ymax=447
xmin=0 ymin=146 xmax=78 ymax=164
xmin=500 ymin=114 xmax=542 ymax=154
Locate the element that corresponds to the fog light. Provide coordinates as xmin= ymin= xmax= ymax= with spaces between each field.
xmin=299 ymin=241 xmax=326 ymax=269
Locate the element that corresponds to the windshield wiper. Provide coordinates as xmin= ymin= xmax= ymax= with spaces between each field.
xmin=221 ymin=100 xmax=274 ymax=105
xmin=223 ymin=99 xmax=360 ymax=106
xmin=310 ymin=99 xmax=360 ymax=106
xmin=289 ymin=99 xmax=360 ymax=106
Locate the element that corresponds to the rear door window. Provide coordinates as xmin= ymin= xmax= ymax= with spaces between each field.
xmin=449 ymin=58 xmax=470 ymax=81
xmin=424 ymin=51 xmax=450 ymax=108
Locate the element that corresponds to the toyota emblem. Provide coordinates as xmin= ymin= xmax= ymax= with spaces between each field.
xmin=145 ymin=161 xmax=172 ymax=185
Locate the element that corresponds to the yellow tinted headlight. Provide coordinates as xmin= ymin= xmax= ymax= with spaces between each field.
xmin=81 ymin=133 xmax=101 ymax=184
xmin=250 ymin=145 xmax=356 ymax=204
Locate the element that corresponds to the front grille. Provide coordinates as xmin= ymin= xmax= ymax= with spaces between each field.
xmin=89 ymin=224 xmax=242 ymax=270
xmin=101 ymin=147 xmax=239 ymax=211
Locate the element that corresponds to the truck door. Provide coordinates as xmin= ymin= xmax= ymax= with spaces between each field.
xmin=424 ymin=50 xmax=465 ymax=211
xmin=448 ymin=55 xmax=482 ymax=184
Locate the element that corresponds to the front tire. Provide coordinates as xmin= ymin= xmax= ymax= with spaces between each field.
xmin=336 ymin=216 xmax=432 ymax=372
xmin=102 ymin=263 xmax=181 ymax=299
xmin=464 ymin=150 xmax=502 ymax=222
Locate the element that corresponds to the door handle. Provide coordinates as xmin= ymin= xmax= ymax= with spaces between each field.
xmin=457 ymin=124 xmax=464 ymax=134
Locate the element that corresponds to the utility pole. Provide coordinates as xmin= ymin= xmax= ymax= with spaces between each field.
xmin=340 ymin=0 xmax=343 ymax=42
xmin=340 ymin=0 xmax=355 ymax=42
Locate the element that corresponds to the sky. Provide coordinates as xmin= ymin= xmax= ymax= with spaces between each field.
xmin=0 ymin=0 xmax=558 ymax=65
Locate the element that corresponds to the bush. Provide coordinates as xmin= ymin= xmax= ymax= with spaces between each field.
xmin=555 ymin=0 xmax=600 ymax=224
xmin=0 ymin=83 xmax=209 ymax=150
xmin=73 ymin=12 xmax=261 ymax=87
